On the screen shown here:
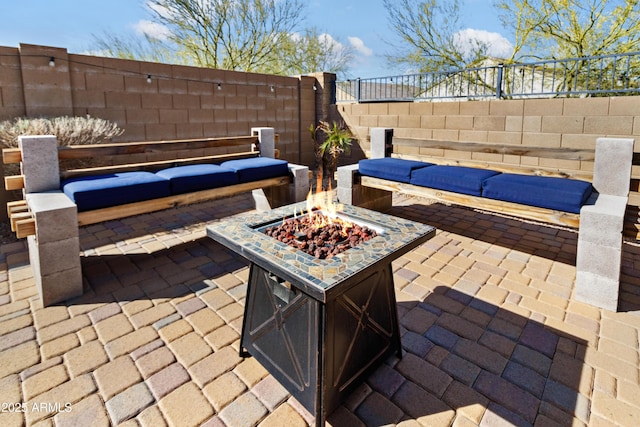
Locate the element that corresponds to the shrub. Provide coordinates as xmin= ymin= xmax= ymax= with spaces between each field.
xmin=0 ymin=116 xmax=124 ymax=148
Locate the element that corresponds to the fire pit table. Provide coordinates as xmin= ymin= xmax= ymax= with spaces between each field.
xmin=207 ymin=201 xmax=435 ymax=425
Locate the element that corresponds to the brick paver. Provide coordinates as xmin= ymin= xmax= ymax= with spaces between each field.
xmin=1 ymin=193 xmax=640 ymax=426
xmin=94 ymin=356 xmax=142 ymax=400
xmin=159 ymin=382 xmax=214 ymax=427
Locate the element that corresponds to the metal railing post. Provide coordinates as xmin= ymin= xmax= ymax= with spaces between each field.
xmin=356 ymin=78 xmax=361 ymax=103
xmin=496 ymin=63 xmax=504 ymax=99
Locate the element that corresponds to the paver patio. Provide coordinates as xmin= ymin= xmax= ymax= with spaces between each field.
xmin=0 ymin=192 xmax=639 ymax=426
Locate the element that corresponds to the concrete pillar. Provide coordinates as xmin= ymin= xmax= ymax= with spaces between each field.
xmin=26 ymin=192 xmax=82 ymax=306
xmin=252 ymin=127 xmax=275 ymax=159
xmin=20 ymin=135 xmax=82 ymax=306
xmin=19 ymin=44 xmax=73 ymax=117
xmin=370 ymin=128 xmax=394 ymax=159
xmin=575 ymin=137 xmax=634 ymax=311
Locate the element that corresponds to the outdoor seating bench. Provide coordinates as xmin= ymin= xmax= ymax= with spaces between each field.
xmin=337 ymin=128 xmax=634 ymax=311
xmin=2 ymin=127 xmax=310 ymax=306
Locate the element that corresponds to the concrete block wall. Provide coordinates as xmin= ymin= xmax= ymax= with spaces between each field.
xmin=0 ymin=43 xmax=321 ymax=167
xmin=338 ymin=97 xmax=640 ymax=238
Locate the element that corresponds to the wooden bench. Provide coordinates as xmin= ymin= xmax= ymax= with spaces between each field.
xmin=3 ymin=127 xmax=309 ymax=306
xmin=337 ymin=128 xmax=634 ymax=311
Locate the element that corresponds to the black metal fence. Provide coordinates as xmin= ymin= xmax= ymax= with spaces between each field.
xmin=336 ymin=51 xmax=640 ymax=102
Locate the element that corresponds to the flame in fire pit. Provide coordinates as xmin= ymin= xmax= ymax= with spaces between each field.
xmin=304 ymin=172 xmax=353 ymax=234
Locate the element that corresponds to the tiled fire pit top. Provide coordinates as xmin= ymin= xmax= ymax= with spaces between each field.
xmin=207 ymin=201 xmax=435 ymax=301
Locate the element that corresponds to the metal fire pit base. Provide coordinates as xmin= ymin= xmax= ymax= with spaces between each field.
xmin=207 ymin=201 xmax=435 ymax=425
xmin=241 ymin=260 xmax=401 ymax=426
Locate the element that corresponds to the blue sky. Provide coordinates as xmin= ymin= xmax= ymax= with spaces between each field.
xmin=0 ymin=0 xmax=508 ymax=79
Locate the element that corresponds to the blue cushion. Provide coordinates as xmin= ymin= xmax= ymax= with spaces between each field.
xmin=410 ymin=165 xmax=501 ymax=196
xmin=359 ymin=158 xmax=433 ymax=183
xmin=156 ymin=164 xmax=239 ymax=194
xmin=481 ymin=174 xmax=593 ymax=213
xmin=220 ymin=157 xmax=289 ymax=183
xmin=62 ymin=172 xmax=171 ymax=212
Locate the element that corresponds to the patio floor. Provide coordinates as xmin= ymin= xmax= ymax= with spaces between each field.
xmin=0 ymin=193 xmax=639 ymax=426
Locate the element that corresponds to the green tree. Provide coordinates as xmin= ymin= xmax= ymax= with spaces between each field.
xmin=496 ymin=0 xmax=640 ymax=94
xmin=496 ymin=0 xmax=640 ymax=61
xmin=384 ymin=0 xmax=640 ymax=68
xmin=382 ymin=0 xmax=496 ymax=72
xmin=271 ymin=28 xmax=355 ymax=76
xmin=147 ymin=0 xmax=303 ymax=71
xmin=91 ymin=32 xmax=187 ymax=65
xmin=93 ymin=0 xmax=353 ymax=76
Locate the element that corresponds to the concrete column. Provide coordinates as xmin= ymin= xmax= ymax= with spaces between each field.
xmin=575 ymin=137 xmax=634 ymax=311
xmin=19 ymin=44 xmax=73 ymax=117
xmin=26 ymin=192 xmax=82 ymax=306
xmin=370 ymin=128 xmax=393 ymax=159
xmin=289 ymin=164 xmax=310 ymax=202
xmin=252 ymin=127 xmax=275 ymax=159
xmin=20 ymin=135 xmax=82 ymax=306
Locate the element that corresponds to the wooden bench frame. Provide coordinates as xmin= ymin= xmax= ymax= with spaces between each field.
xmin=3 ymin=127 xmax=310 ymax=306
xmin=337 ymin=128 xmax=634 ymax=311
xmin=4 ymin=131 xmax=309 ymax=233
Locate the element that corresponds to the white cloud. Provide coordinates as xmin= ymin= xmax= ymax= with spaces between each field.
xmin=134 ymin=20 xmax=171 ymax=41
xmin=454 ymin=28 xmax=513 ymax=59
xmin=318 ymin=33 xmax=341 ymax=49
xmin=348 ymin=36 xmax=373 ymax=57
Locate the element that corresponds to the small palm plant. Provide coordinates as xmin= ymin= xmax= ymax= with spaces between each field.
xmin=312 ymin=120 xmax=352 ymax=189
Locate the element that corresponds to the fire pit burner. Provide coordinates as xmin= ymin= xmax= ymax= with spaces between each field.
xmin=207 ymin=201 xmax=435 ymax=426
xmin=263 ymin=211 xmax=378 ymax=259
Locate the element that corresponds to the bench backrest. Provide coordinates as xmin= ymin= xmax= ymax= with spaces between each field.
xmin=382 ymin=136 xmax=594 ymax=181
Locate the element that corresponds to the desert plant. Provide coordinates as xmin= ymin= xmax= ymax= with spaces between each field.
xmin=0 ymin=116 xmax=124 ymax=148
xmin=313 ymin=120 xmax=352 ymax=187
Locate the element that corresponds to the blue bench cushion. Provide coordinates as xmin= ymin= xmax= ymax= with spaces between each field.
xmin=156 ymin=164 xmax=238 ymax=194
xmin=481 ymin=174 xmax=593 ymax=213
xmin=220 ymin=157 xmax=289 ymax=183
xmin=359 ymin=158 xmax=433 ymax=183
xmin=62 ymin=172 xmax=171 ymax=212
xmin=410 ymin=165 xmax=501 ymax=196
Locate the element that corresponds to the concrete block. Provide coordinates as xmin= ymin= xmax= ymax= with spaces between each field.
xmin=252 ymin=127 xmax=275 ymax=158
xmin=252 ymin=189 xmax=272 ymax=212
xmin=288 ymin=164 xmax=310 ymax=202
xmin=585 ymin=116 xmax=634 ymax=136
xmin=27 ymin=235 xmax=40 ymax=284
xmin=575 ymin=271 xmax=619 ymax=312
xmin=576 ymin=239 xmax=622 ymax=280
xmin=34 ymin=238 xmax=81 ymax=276
xmin=578 ymin=194 xmax=626 ymax=246
xmin=26 ymin=191 xmax=78 ymax=243
xmin=28 ymin=236 xmax=82 ymax=306
xmin=337 ymin=165 xmax=360 ymax=205
xmin=39 ymin=267 xmax=84 ymax=307
xmin=592 ymin=137 xmax=634 ymax=196
xmin=370 ymin=128 xmax=393 ymax=159
xmin=19 ymin=135 xmax=60 ymax=193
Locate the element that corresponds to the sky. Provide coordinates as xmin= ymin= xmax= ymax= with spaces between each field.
xmin=0 ymin=0 xmax=509 ymax=79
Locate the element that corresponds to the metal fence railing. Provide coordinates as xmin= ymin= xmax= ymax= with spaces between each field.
xmin=335 ymin=51 xmax=640 ymax=103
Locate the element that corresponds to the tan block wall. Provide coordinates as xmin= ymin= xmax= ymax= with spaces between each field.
xmin=338 ymin=97 xmax=640 ymax=238
xmin=339 ymin=97 xmax=640 ymax=172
